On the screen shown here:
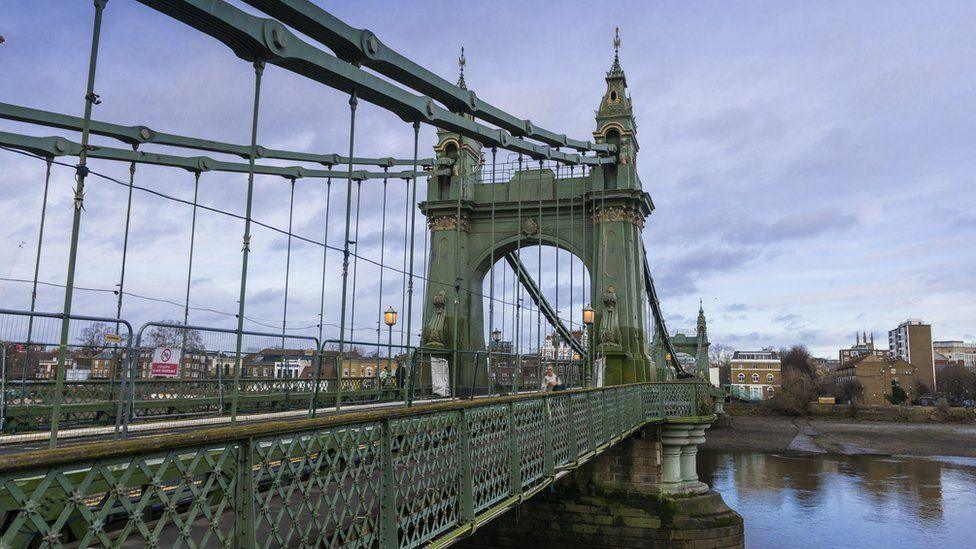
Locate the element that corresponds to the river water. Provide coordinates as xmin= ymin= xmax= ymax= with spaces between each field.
xmin=698 ymin=450 xmax=976 ymax=548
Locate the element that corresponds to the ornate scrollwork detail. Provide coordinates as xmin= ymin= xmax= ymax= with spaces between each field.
xmin=593 ymin=205 xmax=645 ymax=228
xmin=427 ymin=213 xmax=470 ymax=232
xmin=520 ymin=217 xmax=540 ymax=236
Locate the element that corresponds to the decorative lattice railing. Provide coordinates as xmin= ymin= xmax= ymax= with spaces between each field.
xmin=0 ymin=381 xmax=712 ymax=548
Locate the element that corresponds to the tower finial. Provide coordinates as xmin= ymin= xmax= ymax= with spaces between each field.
xmin=457 ymin=46 xmax=467 ymax=90
xmin=608 ymin=27 xmax=623 ymax=77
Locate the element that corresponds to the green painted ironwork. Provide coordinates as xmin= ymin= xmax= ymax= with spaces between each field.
xmin=0 ymin=101 xmax=439 ymax=168
xmin=135 ymin=0 xmax=615 ymax=164
xmin=0 ymin=130 xmax=443 ymax=183
xmin=0 ymin=381 xmax=713 ymax=548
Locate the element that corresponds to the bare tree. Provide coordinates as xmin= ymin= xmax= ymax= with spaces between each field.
xmin=766 ymin=370 xmax=818 ymax=415
xmin=709 ymin=343 xmax=735 ymax=386
xmin=145 ymin=321 xmax=204 ymax=351
xmin=76 ymin=323 xmax=111 ymax=358
xmin=937 ymin=365 xmax=976 ymax=404
xmin=835 ymin=379 xmax=864 ymax=404
xmin=780 ymin=344 xmax=815 ymax=380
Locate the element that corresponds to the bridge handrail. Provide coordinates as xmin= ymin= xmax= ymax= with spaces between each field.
xmin=0 ymin=381 xmax=708 ymax=473
xmin=0 ymin=381 xmax=713 ymax=547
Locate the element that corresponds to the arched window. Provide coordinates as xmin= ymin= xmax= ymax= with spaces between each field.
xmin=604 ymin=128 xmax=620 ymax=189
xmin=737 ymin=373 xmax=745 ymax=382
xmin=751 ymin=373 xmax=760 ymax=383
xmin=766 ymin=374 xmax=774 ymax=382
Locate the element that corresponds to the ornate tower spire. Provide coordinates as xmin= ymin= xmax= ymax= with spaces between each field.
xmin=456 ymin=46 xmax=467 ymax=90
xmin=608 ymin=27 xmax=624 ymax=77
xmin=697 ymin=301 xmax=707 ymax=334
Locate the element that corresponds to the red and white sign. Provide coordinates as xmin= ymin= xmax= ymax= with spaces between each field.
xmin=151 ymin=346 xmax=182 ymax=378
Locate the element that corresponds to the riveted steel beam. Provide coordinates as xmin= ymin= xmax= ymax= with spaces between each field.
xmin=642 ymin=249 xmax=689 ymax=377
xmin=242 ymin=0 xmax=608 ymax=153
xmin=504 ymin=253 xmax=586 ymax=358
xmin=0 ymin=131 xmax=443 ymax=181
xmin=0 ymin=102 xmax=435 ymax=168
xmin=135 ymin=0 xmax=612 ymax=164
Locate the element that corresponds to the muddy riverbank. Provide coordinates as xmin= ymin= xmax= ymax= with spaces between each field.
xmin=704 ymin=415 xmax=976 ymax=457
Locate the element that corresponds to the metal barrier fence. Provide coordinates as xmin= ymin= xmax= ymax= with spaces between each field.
xmin=405 ymin=349 xmax=585 ymax=402
xmin=1 ymin=311 xmax=589 ymax=439
xmin=0 ymin=381 xmax=713 ymax=548
xmin=119 ymin=322 xmax=323 ymax=434
xmin=0 ymin=309 xmax=133 ymax=438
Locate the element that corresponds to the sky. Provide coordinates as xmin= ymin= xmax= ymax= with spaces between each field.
xmin=0 ymin=1 xmax=973 ymax=358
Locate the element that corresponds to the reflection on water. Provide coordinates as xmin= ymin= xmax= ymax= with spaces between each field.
xmin=699 ymin=450 xmax=976 ymax=548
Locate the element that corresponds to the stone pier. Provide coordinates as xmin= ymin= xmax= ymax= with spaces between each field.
xmin=458 ymin=418 xmax=743 ymax=548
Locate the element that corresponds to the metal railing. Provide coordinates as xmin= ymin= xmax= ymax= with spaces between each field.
xmin=0 ymin=309 xmax=133 ymax=438
xmin=0 ymin=381 xmax=713 ymax=548
xmin=1 ymin=310 xmax=589 ymax=439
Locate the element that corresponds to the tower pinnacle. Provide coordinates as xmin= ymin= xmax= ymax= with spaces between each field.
xmin=608 ymin=27 xmax=623 ymax=77
xmin=457 ymin=46 xmax=467 ymax=90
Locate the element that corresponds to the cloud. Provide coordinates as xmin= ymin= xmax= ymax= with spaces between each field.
xmin=1 ymin=1 xmax=974 ymax=360
xmin=656 ymin=246 xmax=759 ymax=296
xmin=724 ymin=209 xmax=859 ymax=246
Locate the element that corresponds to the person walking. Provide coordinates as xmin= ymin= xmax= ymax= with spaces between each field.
xmin=542 ymin=365 xmax=559 ymax=392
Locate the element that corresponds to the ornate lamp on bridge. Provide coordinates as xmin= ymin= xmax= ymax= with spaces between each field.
xmin=384 ymin=306 xmax=397 ymax=375
xmin=582 ymin=304 xmax=595 ymax=386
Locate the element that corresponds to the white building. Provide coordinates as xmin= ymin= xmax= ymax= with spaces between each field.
xmin=541 ymin=329 xmax=588 ymax=361
xmin=933 ymin=341 xmax=976 ymax=369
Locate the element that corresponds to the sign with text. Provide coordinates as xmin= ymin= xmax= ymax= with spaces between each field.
xmin=151 ymin=346 xmax=182 ymax=378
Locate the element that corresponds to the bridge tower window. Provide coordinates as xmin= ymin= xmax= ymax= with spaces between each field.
xmin=604 ymin=128 xmax=620 ymax=189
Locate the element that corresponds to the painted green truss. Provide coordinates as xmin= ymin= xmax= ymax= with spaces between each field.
xmin=0 ymin=381 xmax=714 ymax=548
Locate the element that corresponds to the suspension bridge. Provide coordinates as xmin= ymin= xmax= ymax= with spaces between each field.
xmin=0 ymin=1 xmax=737 ymax=547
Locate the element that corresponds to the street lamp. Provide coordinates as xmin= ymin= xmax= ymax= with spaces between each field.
xmin=384 ymin=307 xmax=397 ymax=383
xmin=582 ymin=304 xmax=595 ymax=386
xmin=582 ymin=305 xmax=595 ymax=326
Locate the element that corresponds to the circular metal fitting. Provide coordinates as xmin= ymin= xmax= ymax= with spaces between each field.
xmin=468 ymin=90 xmax=478 ymax=110
xmin=53 ymin=138 xmax=68 ymax=153
xmin=138 ymin=127 xmax=152 ymax=141
xmin=271 ymin=28 xmax=286 ymax=49
xmin=524 ymin=120 xmax=534 ymax=135
xmin=361 ymin=30 xmax=380 ymax=58
xmin=425 ymin=99 xmax=435 ymax=119
xmin=262 ymin=21 xmax=288 ymax=54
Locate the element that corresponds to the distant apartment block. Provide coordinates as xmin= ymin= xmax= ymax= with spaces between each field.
xmin=730 ymin=350 xmax=781 ymax=401
xmin=933 ymin=340 xmax=976 ymax=369
xmin=888 ymin=319 xmax=936 ymax=391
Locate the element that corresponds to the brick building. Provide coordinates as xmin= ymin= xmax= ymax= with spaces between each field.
xmin=834 ymin=354 xmax=916 ymax=405
xmin=730 ymin=350 xmax=781 ymax=401
xmin=889 ymin=319 xmax=936 ymax=391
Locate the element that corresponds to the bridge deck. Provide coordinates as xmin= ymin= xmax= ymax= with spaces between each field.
xmin=0 ymin=381 xmax=712 ymax=548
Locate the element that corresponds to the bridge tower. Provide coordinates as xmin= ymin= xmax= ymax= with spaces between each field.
xmin=654 ymin=302 xmax=711 ymax=379
xmin=419 ymin=32 xmax=663 ymax=388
